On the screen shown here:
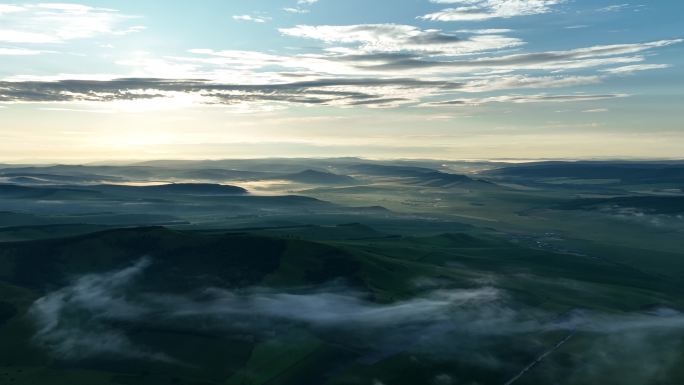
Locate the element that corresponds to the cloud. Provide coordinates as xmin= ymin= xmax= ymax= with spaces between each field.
xmin=598 ymin=3 xmax=631 ymax=12
xmin=420 ymin=0 xmax=565 ymax=21
xmin=27 ymin=257 xmax=684 ymax=375
xmin=423 ymin=93 xmax=628 ymax=106
xmin=285 ymin=0 xmax=317 ymax=14
xmin=279 ymin=24 xmax=524 ymax=55
xmin=0 ymin=14 xmax=678 ymax=113
xmin=0 ymin=36 xmax=675 ymax=112
xmin=601 ymin=64 xmax=671 ymax=74
xmin=0 ymin=4 xmax=25 ymax=15
xmin=29 ymin=257 xmax=174 ymax=361
xmin=0 ymin=47 xmax=43 ymax=55
xmin=232 ymin=14 xmax=271 ymax=23
xmin=0 ymin=3 xmax=142 ymax=44
xmin=565 ymin=24 xmax=589 ymax=29
xmin=0 ymin=73 xmax=625 ymax=111
xmin=168 ymin=287 xmax=501 ymax=327
xmin=454 ymin=28 xmax=514 ymax=34
xmin=284 ymin=7 xmax=310 ymax=14
xmin=361 ymin=39 xmax=681 ymax=71
xmin=28 ymin=257 xmax=503 ymax=360
xmin=459 ymin=75 xmax=602 ymax=92
xmin=0 ymin=77 xmax=465 ymax=108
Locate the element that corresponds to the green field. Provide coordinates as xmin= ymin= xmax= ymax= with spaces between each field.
xmin=0 ymin=159 xmax=682 ymax=384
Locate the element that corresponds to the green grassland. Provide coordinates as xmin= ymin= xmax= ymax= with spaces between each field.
xmin=0 ymin=160 xmax=682 ymax=384
xmin=0 ymin=223 xmax=682 ymax=385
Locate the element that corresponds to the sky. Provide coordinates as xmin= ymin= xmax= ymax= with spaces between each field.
xmin=0 ymin=0 xmax=682 ymax=162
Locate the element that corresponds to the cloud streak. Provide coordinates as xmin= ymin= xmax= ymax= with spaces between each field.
xmin=0 ymin=3 xmax=142 ymax=44
xmin=0 ymin=6 xmax=679 ymax=112
xmin=0 ymin=77 xmax=469 ymax=108
xmin=279 ymin=24 xmax=524 ymax=55
xmin=420 ymin=0 xmax=565 ymax=21
xmin=28 ymin=257 xmax=684 ymax=368
xmin=0 ymin=47 xmax=44 ymax=55
xmin=423 ymin=93 xmax=628 ymax=106
xmin=601 ymin=63 xmax=671 ymax=74
xmin=0 ymin=75 xmax=637 ymax=109
xmin=233 ymin=14 xmax=271 ymax=23
xmin=29 ymin=257 xmax=174 ymax=361
xmin=360 ymin=39 xmax=681 ymax=71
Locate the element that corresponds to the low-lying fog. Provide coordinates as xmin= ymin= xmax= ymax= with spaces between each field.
xmin=28 ymin=258 xmax=684 ymax=384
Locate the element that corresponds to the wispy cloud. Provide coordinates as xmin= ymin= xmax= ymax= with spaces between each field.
xmin=0 ymin=37 xmax=678 ymax=110
xmin=459 ymin=75 xmax=602 ymax=92
xmin=284 ymin=7 xmax=310 ymax=14
xmin=454 ymin=28 xmax=513 ymax=34
xmin=598 ymin=3 xmax=631 ymax=12
xmin=279 ymin=24 xmax=524 ymax=55
xmin=601 ymin=63 xmax=671 ymax=74
xmin=28 ymin=256 xmax=684 ymax=374
xmin=0 ymin=3 xmax=143 ymax=44
xmin=29 ymin=257 xmax=502 ymax=360
xmin=232 ymin=14 xmax=271 ymax=23
xmin=285 ymin=0 xmax=318 ymax=14
xmin=0 ymin=4 xmax=679 ymax=114
xmin=423 ymin=93 xmax=628 ymax=106
xmin=0 ymin=4 xmax=25 ymax=15
xmin=420 ymin=0 xmax=565 ymax=21
xmin=0 ymin=47 xmax=44 ymax=55
xmin=29 ymin=257 xmax=174 ymax=361
xmin=360 ymin=39 xmax=681 ymax=71
xmin=0 ymin=77 xmax=464 ymax=108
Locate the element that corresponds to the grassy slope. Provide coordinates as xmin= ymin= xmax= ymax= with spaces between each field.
xmin=0 ymin=224 xmax=682 ymax=385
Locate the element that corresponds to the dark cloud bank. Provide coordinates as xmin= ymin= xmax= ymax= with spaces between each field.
xmin=0 ymin=77 xmax=464 ymax=107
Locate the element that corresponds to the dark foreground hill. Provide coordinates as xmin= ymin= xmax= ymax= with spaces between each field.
xmin=0 ymin=226 xmax=361 ymax=291
xmin=1 ymin=224 xmax=683 ymax=385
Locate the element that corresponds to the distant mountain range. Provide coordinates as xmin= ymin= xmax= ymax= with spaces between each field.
xmin=485 ymin=161 xmax=684 ymax=184
xmin=276 ymin=169 xmax=357 ymax=185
